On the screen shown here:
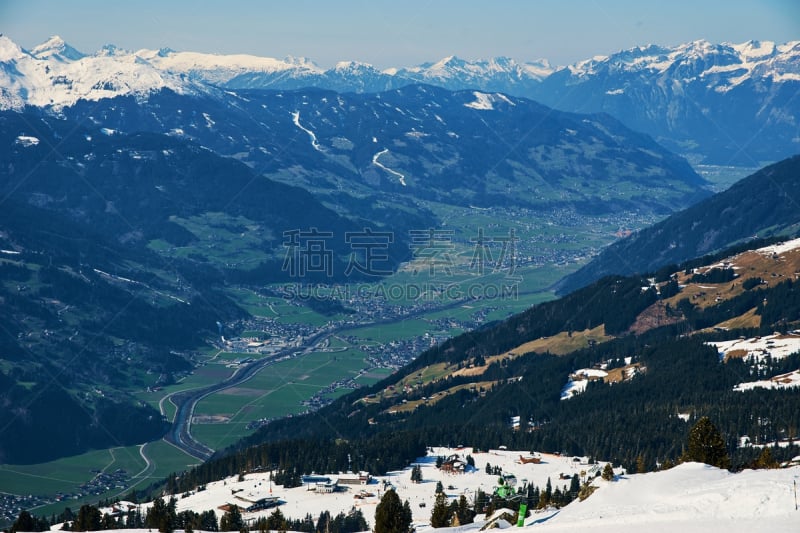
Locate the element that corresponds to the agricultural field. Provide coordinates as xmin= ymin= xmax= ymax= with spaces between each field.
xmin=191 ymin=348 xmax=371 ymax=449
xmin=134 ymin=364 xmax=236 ymax=420
xmin=0 ymin=446 xmax=145 ymax=497
xmin=1 ymin=440 xmax=198 ymax=520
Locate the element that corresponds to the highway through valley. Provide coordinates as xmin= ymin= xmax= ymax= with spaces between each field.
xmin=164 ymin=287 xmax=548 ymax=461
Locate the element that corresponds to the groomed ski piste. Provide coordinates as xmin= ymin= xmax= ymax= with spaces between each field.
xmin=291 ymin=111 xmax=323 ymax=152
xmin=42 ymin=446 xmax=800 ymax=533
xmin=372 ymin=148 xmax=407 ymax=186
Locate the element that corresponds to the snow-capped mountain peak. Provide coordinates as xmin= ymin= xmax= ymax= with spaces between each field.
xmin=332 ymin=60 xmax=378 ymax=73
xmin=282 ymin=55 xmax=320 ymax=69
xmin=0 ymin=35 xmax=27 ymax=62
xmin=0 ymin=33 xmax=798 ymax=166
xmin=29 ymin=35 xmax=85 ymax=61
xmin=392 ymin=54 xmax=554 ymax=91
xmin=95 ymin=43 xmax=129 ymax=57
xmin=132 ymin=48 xmax=324 ymax=87
xmin=732 ymin=39 xmax=777 ymax=60
xmin=0 ymin=35 xmax=207 ymax=110
xmin=561 ymin=39 xmax=800 ymax=83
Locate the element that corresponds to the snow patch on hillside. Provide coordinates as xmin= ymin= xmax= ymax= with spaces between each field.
xmin=709 ymin=332 xmax=800 ymax=392
xmin=734 ymin=370 xmax=800 ymax=392
xmin=291 ymin=111 xmax=323 ymax=152
xmin=708 ymin=332 xmax=800 ymax=362
xmin=560 ymin=368 xmax=608 ymax=400
xmin=754 ymin=237 xmax=800 ymax=256
xmin=372 ymin=149 xmax=406 ymax=186
xmin=464 ymin=91 xmax=513 ymax=110
xmin=15 ymin=135 xmax=39 ymax=147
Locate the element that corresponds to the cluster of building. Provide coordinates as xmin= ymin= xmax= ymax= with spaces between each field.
xmin=231 ymin=491 xmax=281 ymax=512
xmin=0 ymin=493 xmax=50 ymax=525
xmin=79 ymin=469 xmax=130 ymax=495
xmin=300 ymin=472 xmax=372 ymax=494
xmin=0 ymin=469 xmax=132 ymax=528
xmin=220 ymin=471 xmax=374 ymax=515
xmin=439 ymin=454 xmax=468 ymax=474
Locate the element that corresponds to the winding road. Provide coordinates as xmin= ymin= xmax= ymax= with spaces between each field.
xmin=164 ymin=328 xmax=335 ymax=460
xmin=164 ymin=287 xmax=548 ymax=461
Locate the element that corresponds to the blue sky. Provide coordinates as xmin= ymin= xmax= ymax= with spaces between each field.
xmin=3 ymin=0 xmax=798 ymax=68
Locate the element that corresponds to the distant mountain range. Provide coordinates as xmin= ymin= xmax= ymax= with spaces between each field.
xmin=53 ymin=85 xmax=708 ymax=214
xmin=2 ymin=35 xmax=798 ymax=164
xmin=529 ymin=41 xmax=800 ymax=166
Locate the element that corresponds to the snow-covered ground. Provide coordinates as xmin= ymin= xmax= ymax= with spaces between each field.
xmin=708 ymin=332 xmax=800 ymax=363
xmin=372 ymin=149 xmax=406 ymax=186
xmin=128 ymin=448 xmax=602 ymax=528
xmin=560 ymin=368 xmax=607 ymax=400
xmin=511 ymin=462 xmax=800 ymax=532
xmin=463 ymin=91 xmax=514 ymax=110
xmin=754 ymin=237 xmax=800 ymax=257
xmin=77 ymin=447 xmax=800 ymax=533
xmin=733 ymin=370 xmax=800 ymax=392
xmin=708 ymin=333 xmax=800 ymax=391
xmin=291 ymin=111 xmax=323 ymax=152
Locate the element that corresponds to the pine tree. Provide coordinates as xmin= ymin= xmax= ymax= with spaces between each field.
xmin=430 ymin=492 xmax=452 ymax=527
xmin=101 ymin=514 xmax=117 ymax=530
xmin=474 ymin=488 xmax=487 ymax=514
xmin=401 ymin=501 xmax=412 ymax=533
xmin=374 ymin=489 xmax=411 ymax=533
xmin=73 ymin=504 xmax=102 ymax=532
xmin=10 ymin=510 xmax=36 ymax=533
xmin=682 ymin=417 xmax=731 ymax=469
xmin=315 ymin=511 xmax=330 ymax=533
xmin=455 ymin=494 xmax=475 ymax=525
xmin=200 ymin=510 xmax=219 ymax=531
xmin=754 ymin=447 xmax=778 ymax=469
xmin=343 ymin=508 xmax=368 ymax=533
xmin=146 ymin=498 xmax=173 ymax=533
xmin=569 ymin=474 xmax=580 ymax=500
xmin=220 ymin=505 xmax=243 ymax=531
xmin=435 ymin=480 xmax=444 ymax=494
xmin=552 ymin=487 xmax=564 ymax=507
xmin=266 ymin=508 xmax=286 ymax=531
